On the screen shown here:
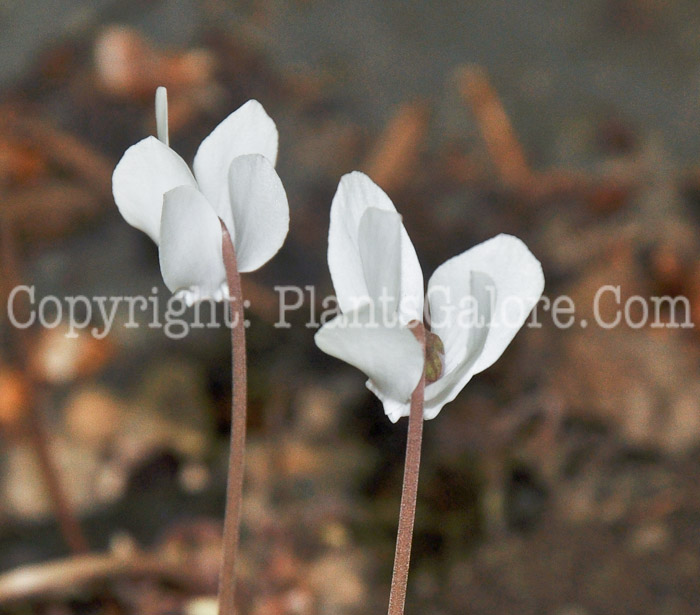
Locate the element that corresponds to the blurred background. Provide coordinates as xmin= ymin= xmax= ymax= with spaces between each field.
xmin=1 ymin=0 xmax=700 ymax=613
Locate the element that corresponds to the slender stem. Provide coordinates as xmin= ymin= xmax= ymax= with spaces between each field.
xmin=217 ymin=221 xmax=248 ymax=615
xmin=0 ymin=215 xmax=89 ymax=555
xmin=387 ymin=323 xmax=426 ymax=615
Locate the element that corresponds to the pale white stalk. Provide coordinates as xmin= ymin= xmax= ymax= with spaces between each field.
xmin=155 ymin=86 xmax=169 ymax=146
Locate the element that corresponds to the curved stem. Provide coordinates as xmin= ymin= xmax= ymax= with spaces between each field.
xmin=387 ymin=323 xmax=426 ymax=615
xmin=217 ymin=222 xmax=248 ymax=615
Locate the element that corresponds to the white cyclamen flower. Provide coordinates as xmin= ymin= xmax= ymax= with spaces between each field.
xmin=112 ymin=87 xmax=289 ymax=305
xmin=315 ymin=172 xmax=544 ymax=423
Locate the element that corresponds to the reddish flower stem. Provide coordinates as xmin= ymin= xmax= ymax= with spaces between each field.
xmin=217 ymin=222 xmax=248 ymax=615
xmin=387 ymin=323 xmax=426 ymax=615
xmin=0 ymin=215 xmax=89 ymax=555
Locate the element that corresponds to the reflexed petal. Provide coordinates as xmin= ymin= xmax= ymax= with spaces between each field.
xmin=432 ymin=234 xmax=543 ymax=378
xmin=314 ymin=305 xmax=424 ymax=406
xmin=193 ymin=100 xmax=278 ymax=211
xmin=423 ymin=271 xmax=494 ymax=419
xmin=365 ymin=382 xmax=411 ymax=423
xmin=358 ymin=208 xmax=402 ymax=318
xmin=426 ymin=263 xmax=474 ymax=375
xmin=112 ymin=136 xmax=197 ymax=243
xmin=159 ymin=185 xmax=226 ymax=301
xmin=422 ymin=234 xmax=544 ymax=419
xmin=226 ymin=154 xmax=289 ymax=272
xmin=328 ymin=172 xmax=424 ymax=321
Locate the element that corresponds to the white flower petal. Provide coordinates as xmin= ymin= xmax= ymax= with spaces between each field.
xmin=112 ymin=137 xmax=197 ymax=243
xmin=426 ymin=264 xmax=473 ymax=376
xmin=314 ymin=305 xmax=424 ymax=406
xmin=193 ymin=100 xmax=278 ymax=211
xmin=159 ymin=185 xmax=226 ymax=300
xmin=365 ymin=382 xmax=412 ymax=423
xmin=434 ymin=234 xmax=543 ymax=377
xmin=226 ymin=154 xmax=289 ymax=272
xmin=358 ymin=208 xmax=402 ymax=318
xmin=423 ymin=271 xmax=494 ymax=419
xmin=328 ymin=172 xmax=424 ymax=322
xmin=421 ymin=234 xmax=544 ymax=419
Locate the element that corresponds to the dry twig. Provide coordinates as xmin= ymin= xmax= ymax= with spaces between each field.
xmin=0 ymin=551 xmax=205 ymax=603
xmin=363 ymin=103 xmax=429 ymax=195
xmin=456 ymin=65 xmax=531 ymax=190
xmin=0 ymin=214 xmax=90 ymax=554
xmin=0 ymin=109 xmax=113 ymax=196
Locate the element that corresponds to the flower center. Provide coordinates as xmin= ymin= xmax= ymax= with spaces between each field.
xmin=424 ymin=329 xmax=445 ymax=384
